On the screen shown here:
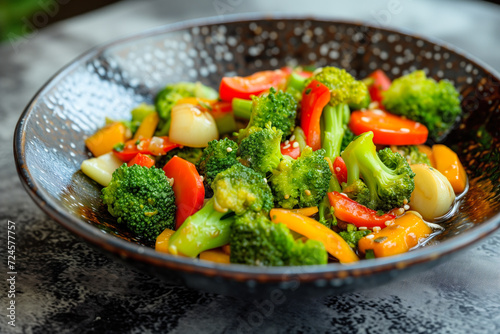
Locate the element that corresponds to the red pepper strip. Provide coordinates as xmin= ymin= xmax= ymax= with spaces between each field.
xmin=367 ymin=70 xmax=391 ymax=104
xmin=163 ymin=156 xmax=205 ymax=229
xmin=219 ymin=70 xmax=288 ymax=101
xmin=127 ymin=153 xmax=155 ymax=168
xmin=327 ymin=191 xmax=396 ymax=229
xmin=281 ymin=140 xmax=301 ymax=159
xmin=349 ymin=109 xmax=428 ymax=145
xmin=113 ymin=136 xmax=180 ymax=162
xmin=300 ymin=80 xmax=331 ymax=151
xmin=333 ymin=157 xmax=348 ymax=184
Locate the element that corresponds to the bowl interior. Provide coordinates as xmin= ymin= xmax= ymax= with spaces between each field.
xmin=15 ymin=17 xmax=500 ymax=280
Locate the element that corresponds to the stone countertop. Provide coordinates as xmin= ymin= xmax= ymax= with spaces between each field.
xmin=1 ymin=0 xmax=500 ymax=333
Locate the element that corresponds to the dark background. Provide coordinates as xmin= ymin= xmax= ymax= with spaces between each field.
xmin=1 ymin=0 xmax=500 ymax=43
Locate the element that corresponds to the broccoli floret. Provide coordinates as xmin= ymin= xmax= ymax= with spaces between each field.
xmin=156 ymin=146 xmax=203 ymax=168
xmin=307 ymin=67 xmax=370 ymax=162
xmin=393 ymin=145 xmax=431 ymax=166
xmin=270 ymin=147 xmax=332 ymax=209
xmin=308 ymin=67 xmax=370 ymax=109
xmin=197 ymin=138 xmax=239 ymax=187
xmin=339 ymin=224 xmax=372 ymax=248
xmin=212 ymin=164 xmax=274 ymax=214
xmin=341 ymin=128 xmax=355 ymax=153
xmin=237 ymin=87 xmax=297 ymax=142
xmin=155 ymin=82 xmax=218 ymax=136
xmin=167 ymin=164 xmax=273 ymax=257
xmin=101 ymin=164 xmax=176 ymax=240
xmin=341 ymin=131 xmax=415 ymax=211
xmin=230 ymin=212 xmax=327 ymax=266
xmin=239 ymin=124 xmax=283 ymax=176
xmin=382 ymin=70 xmax=462 ymax=140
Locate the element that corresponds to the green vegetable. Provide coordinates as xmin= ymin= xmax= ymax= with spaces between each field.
xmin=155 ymin=82 xmax=218 ymax=136
xmin=307 ymin=66 xmax=370 ymax=162
xmin=197 ymin=138 xmax=239 ymax=188
xmin=155 ymin=146 xmax=203 ymax=168
xmin=101 ymin=165 xmax=176 ymax=240
xmin=239 ymin=124 xmax=283 ymax=176
xmin=339 ymin=224 xmax=372 ymax=248
xmin=237 ymin=87 xmax=297 ymax=142
xmin=269 ymin=146 xmax=332 ymax=209
xmin=230 ymin=212 xmax=328 ymax=266
xmin=382 ymin=70 xmax=462 ymax=140
xmin=341 ymin=128 xmax=355 ymax=153
xmin=168 ymin=164 xmax=273 ymax=257
xmin=292 ymin=126 xmax=307 ymax=152
xmin=341 ymin=131 xmax=415 ymax=212
xmin=397 ymin=146 xmax=431 ymax=166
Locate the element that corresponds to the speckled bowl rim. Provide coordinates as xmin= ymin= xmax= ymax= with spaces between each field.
xmin=14 ymin=13 xmax=500 ymax=283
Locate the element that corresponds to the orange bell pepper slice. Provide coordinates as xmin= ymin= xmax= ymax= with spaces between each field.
xmin=270 ymin=209 xmax=359 ymax=263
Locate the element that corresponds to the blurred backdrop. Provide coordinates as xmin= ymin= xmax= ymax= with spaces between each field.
xmin=1 ymin=0 xmax=500 ymax=43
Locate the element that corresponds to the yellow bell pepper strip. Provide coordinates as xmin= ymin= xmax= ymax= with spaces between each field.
xmin=155 ymin=228 xmax=176 ymax=254
xmin=270 ymin=209 xmax=359 ymax=263
xmin=358 ymin=211 xmax=432 ymax=258
xmin=85 ymin=122 xmax=127 ymax=157
xmin=199 ymin=248 xmax=230 ymax=264
xmin=133 ymin=112 xmax=160 ymax=140
xmin=288 ymin=206 xmax=319 ymax=217
xmin=328 ymin=191 xmax=396 ymax=229
xmin=432 ymin=144 xmax=467 ymax=193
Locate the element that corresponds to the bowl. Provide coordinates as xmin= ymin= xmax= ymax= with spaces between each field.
xmin=14 ymin=14 xmax=500 ymax=297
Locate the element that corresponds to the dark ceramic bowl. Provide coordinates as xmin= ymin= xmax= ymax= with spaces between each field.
xmin=14 ymin=14 xmax=500 ymax=297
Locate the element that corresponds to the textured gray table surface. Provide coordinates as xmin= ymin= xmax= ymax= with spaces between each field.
xmin=1 ymin=0 xmax=500 ymax=333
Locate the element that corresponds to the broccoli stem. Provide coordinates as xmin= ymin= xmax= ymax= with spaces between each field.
xmin=232 ymin=98 xmax=253 ymax=119
xmin=292 ymin=126 xmax=307 ymax=151
xmin=287 ymin=72 xmax=307 ymax=92
xmin=322 ymin=103 xmax=350 ymax=160
xmin=167 ymin=198 xmax=235 ymax=257
xmin=318 ymin=174 xmax=342 ymax=227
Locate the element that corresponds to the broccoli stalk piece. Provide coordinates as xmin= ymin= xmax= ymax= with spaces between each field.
xmin=239 ymin=124 xmax=283 ymax=176
xmin=237 ymin=87 xmax=297 ymax=142
xmin=155 ymin=82 xmax=218 ymax=136
xmin=168 ymin=164 xmax=273 ymax=257
xmin=341 ymin=131 xmax=415 ymax=211
xmin=269 ymin=147 xmax=332 ymax=209
xmin=101 ymin=165 xmax=176 ymax=240
xmin=230 ymin=212 xmax=328 ymax=266
xmin=382 ymin=70 xmax=462 ymax=140
xmin=197 ymin=138 xmax=239 ymax=188
xmin=322 ymin=103 xmax=352 ymax=160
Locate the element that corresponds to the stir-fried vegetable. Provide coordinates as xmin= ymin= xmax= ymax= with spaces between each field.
xmin=81 ymin=64 xmax=468 ymax=267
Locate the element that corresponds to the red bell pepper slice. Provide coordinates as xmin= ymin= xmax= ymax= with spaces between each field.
xmin=113 ymin=136 xmax=180 ymax=162
xmin=327 ymin=191 xmax=396 ymax=229
xmin=163 ymin=156 xmax=205 ymax=229
xmin=281 ymin=140 xmax=301 ymax=159
xmin=219 ymin=70 xmax=288 ymax=101
xmin=127 ymin=153 xmax=155 ymax=168
xmin=349 ymin=109 xmax=428 ymax=145
xmin=333 ymin=157 xmax=348 ymax=184
xmin=367 ymin=70 xmax=391 ymax=104
xmin=300 ymin=80 xmax=331 ymax=151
